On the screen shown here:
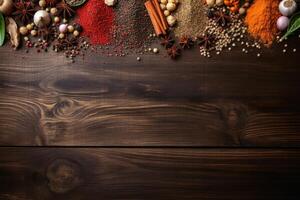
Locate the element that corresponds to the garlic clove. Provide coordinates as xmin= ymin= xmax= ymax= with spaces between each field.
xmin=166 ymin=2 xmax=176 ymax=11
xmin=160 ymin=3 xmax=166 ymax=10
xmin=164 ymin=10 xmax=170 ymax=16
xmin=166 ymin=15 xmax=176 ymax=26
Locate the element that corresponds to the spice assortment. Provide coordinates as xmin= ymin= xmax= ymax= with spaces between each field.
xmin=150 ymin=0 xmax=300 ymax=59
xmin=0 ymin=0 xmax=299 ymax=61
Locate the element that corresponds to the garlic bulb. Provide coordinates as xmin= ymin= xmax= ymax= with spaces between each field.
xmin=0 ymin=0 xmax=13 ymax=15
xmin=277 ymin=16 xmax=290 ymax=30
xmin=279 ymin=0 xmax=297 ymax=16
xmin=34 ymin=10 xmax=51 ymax=28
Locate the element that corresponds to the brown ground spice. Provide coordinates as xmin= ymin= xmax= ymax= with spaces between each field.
xmin=174 ymin=0 xmax=208 ymax=38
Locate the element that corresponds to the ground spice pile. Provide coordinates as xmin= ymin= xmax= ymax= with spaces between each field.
xmin=76 ymin=0 xmax=115 ymax=45
xmin=245 ymin=0 xmax=281 ymax=46
xmin=111 ymin=0 xmax=154 ymax=54
xmin=174 ymin=0 xmax=207 ymax=38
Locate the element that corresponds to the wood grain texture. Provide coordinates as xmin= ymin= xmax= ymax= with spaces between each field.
xmin=0 ymin=148 xmax=300 ymax=200
xmin=1 ymin=39 xmax=300 ymax=146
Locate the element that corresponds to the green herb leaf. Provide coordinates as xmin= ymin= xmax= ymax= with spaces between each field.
xmin=0 ymin=12 xmax=5 ymax=46
xmin=281 ymin=12 xmax=300 ymax=40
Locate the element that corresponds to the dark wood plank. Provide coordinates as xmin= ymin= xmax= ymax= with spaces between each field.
xmin=1 ymin=39 xmax=300 ymax=146
xmin=0 ymin=148 xmax=300 ymax=200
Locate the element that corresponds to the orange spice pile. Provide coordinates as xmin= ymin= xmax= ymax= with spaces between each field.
xmin=245 ymin=0 xmax=281 ymax=46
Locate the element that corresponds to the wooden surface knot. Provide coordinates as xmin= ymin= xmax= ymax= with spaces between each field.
xmin=46 ymin=159 xmax=82 ymax=194
xmin=227 ymin=109 xmax=240 ymax=129
xmin=219 ymin=104 xmax=248 ymax=144
xmin=51 ymin=98 xmax=77 ymax=117
xmin=223 ymin=106 xmax=247 ymax=129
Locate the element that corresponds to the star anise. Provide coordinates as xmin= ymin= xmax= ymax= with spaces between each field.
xmin=167 ymin=45 xmax=181 ymax=59
xmin=179 ymin=36 xmax=194 ymax=49
xmin=57 ymin=0 xmax=75 ymax=18
xmin=160 ymin=35 xmax=175 ymax=48
xmin=13 ymin=0 xmax=35 ymax=24
xmin=38 ymin=26 xmax=57 ymax=41
xmin=197 ymin=33 xmax=214 ymax=50
xmin=54 ymin=37 xmax=78 ymax=51
xmin=213 ymin=10 xmax=231 ymax=27
xmin=45 ymin=0 xmax=57 ymax=7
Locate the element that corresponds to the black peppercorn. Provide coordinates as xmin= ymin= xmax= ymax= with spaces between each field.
xmin=74 ymin=24 xmax=83 ymax=32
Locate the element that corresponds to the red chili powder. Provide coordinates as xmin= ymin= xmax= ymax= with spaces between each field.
xmin=76 ymin=0 xmax=115 ymax=45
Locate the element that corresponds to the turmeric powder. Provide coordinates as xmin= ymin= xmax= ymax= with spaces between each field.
xmin=245 ymin=0 xmax=281 ymax=47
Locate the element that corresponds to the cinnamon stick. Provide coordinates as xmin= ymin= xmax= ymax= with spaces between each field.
xmin=145 ymin=0 xmax=166 ymax=35
xmin=145 ymin=2 xmax=162 ymax=35
xmin=151 ymin=0 xmax=168 ymax=30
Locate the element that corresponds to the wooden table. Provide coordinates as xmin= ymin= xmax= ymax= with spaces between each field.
xmin=1 ymin=38 xmax=300 ymax=199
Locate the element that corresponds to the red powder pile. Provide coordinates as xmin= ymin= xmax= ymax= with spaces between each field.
xmin=76 ymin=0 xmax=115 ymax=45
